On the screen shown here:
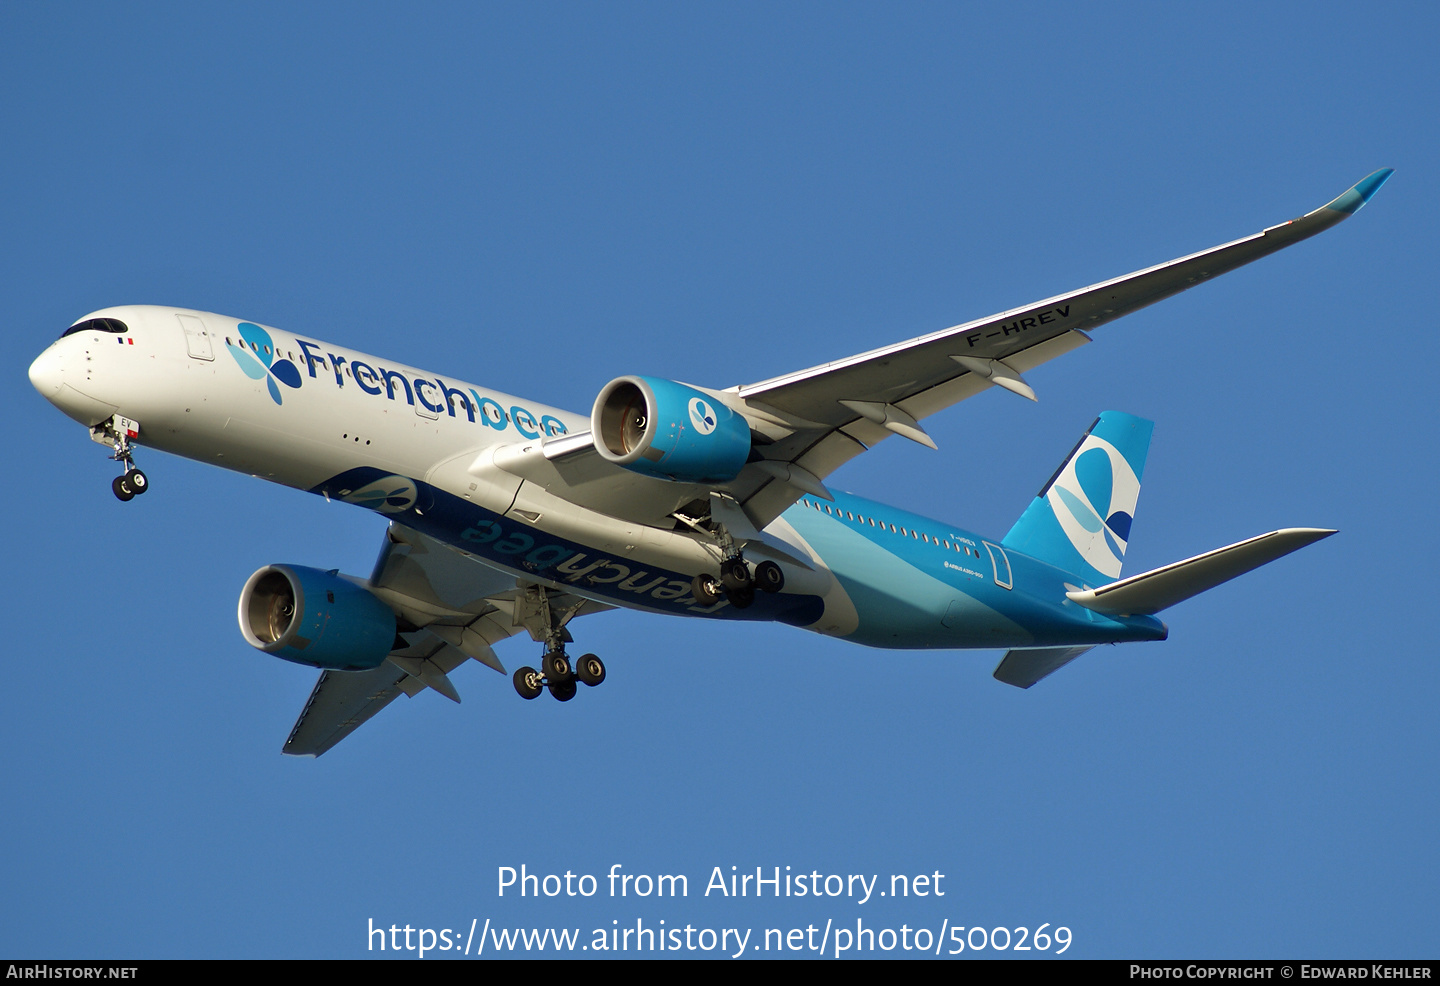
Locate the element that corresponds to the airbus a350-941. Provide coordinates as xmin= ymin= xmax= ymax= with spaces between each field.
xmin=29 ymin=170 xmax=1391 ymax=755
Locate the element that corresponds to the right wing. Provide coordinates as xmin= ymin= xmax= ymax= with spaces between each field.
xmin=474 ymin=171 xmax=1392 ymax=540
xmin=729 ymin=170 xmax=1393 ymax=526
xmin=282 ymin=523 xmax=610 ymax=757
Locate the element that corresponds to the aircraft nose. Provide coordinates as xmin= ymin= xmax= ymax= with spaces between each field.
xmin=28 ymin=346 xmax=64 ymax=398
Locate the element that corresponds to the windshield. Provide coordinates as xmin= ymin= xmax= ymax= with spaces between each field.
xmin=61 ymin=317 xmax=128 ymax=338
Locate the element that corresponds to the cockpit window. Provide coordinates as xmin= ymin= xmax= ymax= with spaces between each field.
xmin=61 ymin=317 xmax=128 ymax=338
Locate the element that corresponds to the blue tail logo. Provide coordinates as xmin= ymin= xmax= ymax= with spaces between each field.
xmin=226 ymin=322 xmax=302 ymax=405
xmin=1002 ymin=412 xmax=1154 ymax=583
xmin=1045 ymin=434 xmax=1142 ymax=578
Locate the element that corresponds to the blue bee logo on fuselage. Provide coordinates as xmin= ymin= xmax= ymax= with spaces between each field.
xmin=341 ymin=475 xmax=418 ymax=514
xmin=226 ymin=323 xmax=302 ymax=405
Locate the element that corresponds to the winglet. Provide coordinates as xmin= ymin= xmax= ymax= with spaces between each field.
xmin=1319 ymin=168 xmax=1394 ymax=216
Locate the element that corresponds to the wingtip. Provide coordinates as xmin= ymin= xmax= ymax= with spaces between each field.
xmin=1323 ymin=169 xmax=1394 ymax=215
xmin=1274 ymin=527 xmax=1339 ymax=546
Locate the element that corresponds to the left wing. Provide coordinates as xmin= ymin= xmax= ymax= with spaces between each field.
xmin=282 ymin=524 xmax=610 ymax=756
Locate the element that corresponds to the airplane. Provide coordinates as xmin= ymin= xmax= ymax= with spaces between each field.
xmin=28 ymin=170 xmax=1391 ymax=756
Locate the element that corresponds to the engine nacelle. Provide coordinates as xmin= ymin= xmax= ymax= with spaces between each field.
xmin=591 ymin=375 xmax=751 ymax=483
xmin=238 ymin=565 xmax=396 ymax=670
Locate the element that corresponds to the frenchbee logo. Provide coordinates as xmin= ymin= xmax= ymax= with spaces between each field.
xmin=226 ymin=322 xmax=303 ymax=405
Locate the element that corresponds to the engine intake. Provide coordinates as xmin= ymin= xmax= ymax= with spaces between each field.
xmin=238 ymin=565 xmax=397 ymax=670
xmin=591 ymin=375 xmax=751 ymax=483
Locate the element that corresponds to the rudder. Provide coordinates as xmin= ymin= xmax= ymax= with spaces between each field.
xmin=1002 ymin=411 xmax=1154 ymax=585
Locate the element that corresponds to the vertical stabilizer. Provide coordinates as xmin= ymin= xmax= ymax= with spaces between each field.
xmin=1002 ymin=411 xmax=1154 ymax=585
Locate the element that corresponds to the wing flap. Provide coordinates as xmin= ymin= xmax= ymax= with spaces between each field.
xmin=282 ymin=664 xmax=411 ymax=757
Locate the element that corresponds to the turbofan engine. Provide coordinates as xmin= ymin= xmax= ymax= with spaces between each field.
xmin=238 ymin=565 xmax=397 ymax=670
xmin=591 ymin=375 xmax=752 ymax=483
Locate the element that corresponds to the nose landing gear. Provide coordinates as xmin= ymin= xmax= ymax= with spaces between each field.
xmin=111 ymin=471 xmax=148 ymax=501
xmin=96 ymin=415 xmax=149 ymax=502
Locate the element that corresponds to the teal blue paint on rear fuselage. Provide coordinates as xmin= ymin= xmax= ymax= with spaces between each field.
xmin=780 ymin=491 xmax=1167 ymax=649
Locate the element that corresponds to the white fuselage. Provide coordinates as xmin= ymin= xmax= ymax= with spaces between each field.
xmin=30 ymin=305 xmax=1163 ymax=652
xmin=29 ymin=305 xmax=855 ymax=628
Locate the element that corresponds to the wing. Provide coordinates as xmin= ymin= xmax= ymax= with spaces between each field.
xmin=728 ymin=169 xmax=1392 ymax=525
xmin=282 ymin=523 xmax=611 ymax=757
xmin=494 ymin=171 xmax=1390 ymax=541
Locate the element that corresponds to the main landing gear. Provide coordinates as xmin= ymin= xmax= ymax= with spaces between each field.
xmin=691 ymin=556 xmax=784 ymax=609
xmin=99 ymin=416 xmax=149 ymax=502
xmin=510 ymin=584 xmax=607 ymax=703
xmin=512 ymin=652 xmax=606 ymax=702
xmin=670 ymin=506 xmax=786 ymax=609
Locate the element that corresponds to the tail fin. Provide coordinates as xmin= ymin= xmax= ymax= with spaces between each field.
xmin=1002 ymin=411 xmax=1154 ymax=584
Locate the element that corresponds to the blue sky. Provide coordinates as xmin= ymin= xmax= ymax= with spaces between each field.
xmin=3 ymin=1 xmax=1436 ymax=959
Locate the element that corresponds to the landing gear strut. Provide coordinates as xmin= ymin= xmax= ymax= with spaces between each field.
xmin=509 ymin=584 xmax=607 ymax=703
xmin=673 ymin=506 xmax=786 ymax=609
xmin=97 ymin=415 xmax=149 ymax=502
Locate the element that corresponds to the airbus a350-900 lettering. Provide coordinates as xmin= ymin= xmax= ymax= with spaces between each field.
xmin=28 ymin=171 xmax=1392 ymax=755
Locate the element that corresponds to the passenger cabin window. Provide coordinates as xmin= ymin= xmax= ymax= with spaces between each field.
xmin=62 ymin=317 xmax=128 ymax=338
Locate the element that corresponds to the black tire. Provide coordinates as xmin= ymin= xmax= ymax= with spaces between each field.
xmin=549 ymin=679 xmax=577 ymax=702
xmin=755 ymin=560 xmax=784 ymax=593
xmin=726 ymin=585 xmax=755 ymax=609
xmin=721 ymin=557 xmax=752 ymax=592
xmin=691 ymin=573 xmax=724 ymax=606
xmin=576 ymin=653 xmax=606 ymax=686
xmin=513 ymin=667 xmax=543 ymax=700
xmin=111 ymin=476 xmax=134 ymax=502
xmin=125 ymin=468 xmax=148 ymax=494
xmin=542 ymin=651 xmax=572 ymax=683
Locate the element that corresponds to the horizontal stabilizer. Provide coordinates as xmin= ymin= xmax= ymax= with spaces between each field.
xmin=994 ymin=646 xmax=1094 ymax=689
xmin=1066 ymin=528 xmax=1336 ymax=616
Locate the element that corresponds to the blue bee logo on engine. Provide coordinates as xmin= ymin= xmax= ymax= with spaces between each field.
xmin=689 ymin=397 xmax=718 ymax=435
